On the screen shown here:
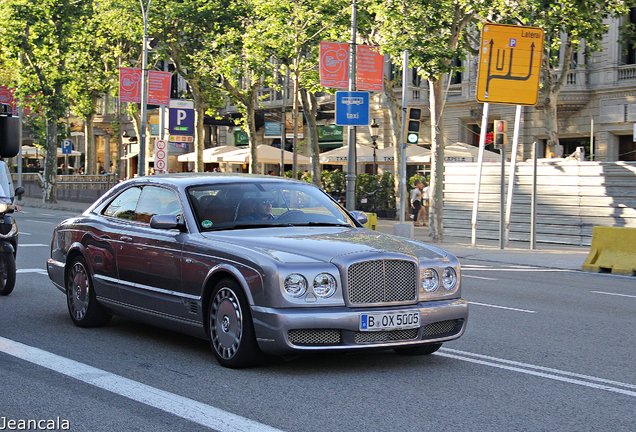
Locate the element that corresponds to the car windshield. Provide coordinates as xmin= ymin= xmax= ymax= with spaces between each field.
xmin=187 ymin=181 xmax=355 ymax=231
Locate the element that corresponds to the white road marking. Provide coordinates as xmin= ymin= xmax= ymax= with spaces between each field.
xmin=17 ymin=269 xmax=48 ymax=274
xmin=23 ymin=219 xmax=55 ymax=225
xmin=591 ymin=291 xmax=636 ymax=299
xmin=468 ymin=301 xmax=536 ymax=313
xmin=438 ymin=348 xmax=636 ymax=397
xmin=463 ymin=268 xmax=574 ymax=272
xmin=41 ymin=213 xmax=55 ymax=216
xmin=0 ymin=336 xmax=283 ymax=432
xmin=18 ymin=232 xmax=31 ymax=236
xmin=19 ymin=243 xmax=48 ymax=247
xmin=464 ymin=275 xmax=497 ymax=281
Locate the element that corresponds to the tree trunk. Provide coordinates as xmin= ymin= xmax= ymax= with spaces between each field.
xmin=542 ymin=42 xmax=573 ymax=158
xmin=43 ymin=117 xmax=57 ymax=203
xmin=428 ymin=78 xmax=445 ymax=242
xmin=247 ymin=88 xmax=258 ymax=174
xmin=300 ymin=88 xmax=321 ymax=187
xmin=382 ymin=75 xmax=402 ymax=215
xmin=84 ymin=113 xmax=95 ymax=175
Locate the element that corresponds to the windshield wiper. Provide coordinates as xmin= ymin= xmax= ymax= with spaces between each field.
xmin=205 ymin=222 xmax=294 ymax=231
xmin=300 ymin=222 xmax=353 ymax=227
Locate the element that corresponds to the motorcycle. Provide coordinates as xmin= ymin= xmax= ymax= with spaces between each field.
xmin=0 ymin=160 xmax=23 ymax=296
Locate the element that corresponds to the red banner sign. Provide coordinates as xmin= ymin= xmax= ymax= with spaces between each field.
xmin=319 ymin=42 xmax=384 ymax=92
xmin=0 ymin=86 xmax=16 ymax=111
xmin=147 ymin=70 xmax=172 ymax=106
xmin=319 ymin=42 xmax=350 ymax=90
xmin=356 ymin=45 xmax=384 ymax=92
xmin=119 ymin=67 xmax=142 ymax=103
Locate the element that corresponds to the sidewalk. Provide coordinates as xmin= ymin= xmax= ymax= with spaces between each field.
xmin=17 ymin=196 xmax=590 ymax=272
xmin=375 ymin=218 xmax=589 ymax=271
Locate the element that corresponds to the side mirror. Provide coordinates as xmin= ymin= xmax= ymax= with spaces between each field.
xmin=14 ymin=186 xmax=24 ymax=197
xmin=149 ymin=214 xmax=186 ymax=231
xmin=349 ymin=210 xmax=368 ymax=226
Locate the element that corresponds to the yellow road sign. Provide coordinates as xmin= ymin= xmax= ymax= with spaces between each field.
xmin=476 ymin=23 xmax=544 ymax=106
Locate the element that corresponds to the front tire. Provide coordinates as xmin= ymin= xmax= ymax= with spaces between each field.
xmin=394 ymin=343 xmax=442 ymax=356
xmin=0 ymin=252 xmax=16 ymax=296
xmin=66 ymin=256 xmax=111 ymax=327
xmin=208 ymin=279 xmax=260 ymax=368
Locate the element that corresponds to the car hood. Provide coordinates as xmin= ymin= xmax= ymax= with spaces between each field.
xmin=201 ymin=227 xmax=450 ymax=263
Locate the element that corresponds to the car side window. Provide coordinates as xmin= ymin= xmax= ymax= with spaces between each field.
xmin=135 ymin=186 xmax=181 ymax=224
xmin=102 ymin=187 xmax=141 ymax=220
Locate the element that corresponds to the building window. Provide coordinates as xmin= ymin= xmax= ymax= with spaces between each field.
xmin=621 ymin=8 xmax=636 ymax=64
xmin=618 ymin=135 xmax=636 ymax=161
xmin=450 ymin=58 xmax=462 ymax=84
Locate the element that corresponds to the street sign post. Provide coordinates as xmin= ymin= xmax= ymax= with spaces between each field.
xmin=335 ymin=91 xmax=370 ymax=126
xmin=476 ymin=23 xmax=544 ymax=106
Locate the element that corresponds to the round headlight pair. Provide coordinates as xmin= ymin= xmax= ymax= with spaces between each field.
xmin=421 ymin=267 xmax=458 ymax=292
xmin=284 ymin=273 xmax=337 ymax=298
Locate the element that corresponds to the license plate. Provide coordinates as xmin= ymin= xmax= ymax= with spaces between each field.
xmin=359 ymin=311 xmax=420 ymax=332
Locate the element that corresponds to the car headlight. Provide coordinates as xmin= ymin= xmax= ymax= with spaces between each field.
xmin=313 ymin=273 xmax=337 ymax=298
xmin=0 ymin=202 xmax=8 ymax=214
xmin=442 ymin=267 xmax=458 ymax=290
xmin=421 ymin=268 xmax=439 ymax=292
xmin=284 ymin=273 xmax=307 ymax=297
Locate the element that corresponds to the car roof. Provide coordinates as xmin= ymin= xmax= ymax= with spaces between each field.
xmin=121 ymin=173 xmax=307 ymax=188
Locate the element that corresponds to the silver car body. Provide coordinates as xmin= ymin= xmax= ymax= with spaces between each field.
xmin=47 ymin=174 xmax=468 ymax=356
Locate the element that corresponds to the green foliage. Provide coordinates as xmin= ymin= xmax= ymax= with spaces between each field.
xmin=408 ymin=173 xmax=427 ymax=189
xmin=320 ymin=170 xmax=346 ymax=197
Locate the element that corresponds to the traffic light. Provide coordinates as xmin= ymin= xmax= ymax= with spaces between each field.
xmin=493 ymin=120 xmax=507 ymax=147
xmin=406 ymin=107 xmax=421 ymax=144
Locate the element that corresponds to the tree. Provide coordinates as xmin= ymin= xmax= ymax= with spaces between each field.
xmin=67 ymin=0 xmax=140 ymax=176
xmin=248 ymin=0 xmax=350 ymax=185
xmin=150 ymin=0 xmax=237 ymax=173
xmin=0 ymin=0 xmax=88 ymax=203
xmin=374 ymin=0 xmax=494 ymax=242
xmin=515 ymin=1 xmax=630 ymax=157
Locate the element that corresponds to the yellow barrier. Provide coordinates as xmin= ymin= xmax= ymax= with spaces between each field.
xmin=582 ymin=226 xmax=636 ymax=276
xmin=363 ymin=212 xmax=378 ymax=231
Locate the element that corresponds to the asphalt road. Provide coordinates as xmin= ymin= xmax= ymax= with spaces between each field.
xmin=0 ymin=207 xmax=634 ymax=432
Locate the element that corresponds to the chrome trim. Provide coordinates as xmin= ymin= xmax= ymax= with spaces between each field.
xmin=94 ymin=274 xmax=201 ymax=301
xmin=0 ymin=223 xmax=17 ymax=239
xmin=98 ymin=297 xmax=201 ymax=326
xmin=48 ymin=259 xmax=65 ymax=268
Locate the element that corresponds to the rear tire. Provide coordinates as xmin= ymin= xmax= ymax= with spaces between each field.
xmin=208 ymin=278 xmax=260 ymax=368
xmin=394 ymin=343 xmax=442 ymax=356
xmin=0 ymin=252 xmax=16 ymax=296
xmin=66 ymin=256 xmax=111 ymax=327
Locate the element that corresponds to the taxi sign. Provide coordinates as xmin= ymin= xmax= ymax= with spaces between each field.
xmin=476 ymin=23 xmax=544 ymax=106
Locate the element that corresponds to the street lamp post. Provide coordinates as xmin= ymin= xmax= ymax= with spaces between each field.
xmin=369 ymin=119 xmax=379 ymax=176
xmin=138 ymin=0 xmax=151 ymax=177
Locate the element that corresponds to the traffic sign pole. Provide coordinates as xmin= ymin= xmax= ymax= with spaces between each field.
xmin=345 ymin=0 xmax=357 ymax=211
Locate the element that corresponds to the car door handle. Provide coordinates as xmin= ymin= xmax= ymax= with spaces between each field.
xmin=120 ymin=236 xmax=133 ymax=242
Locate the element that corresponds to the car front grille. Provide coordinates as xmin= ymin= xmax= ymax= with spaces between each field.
xmin=354 ymin=328 xmax=419 ymax=344
xmin=288 ymin=329 xmax=341 ymax=346
xmin=422 ymin=319 xmax=463 ymax=338
xmin=346 ymin=259 xmax=418 ymax=306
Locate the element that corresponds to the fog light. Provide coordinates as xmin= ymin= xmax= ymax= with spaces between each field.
xmin=421 ymin=268 xmax=439 ymax=292
xmin=284 ymin=273 xmax=307 ymax=297
xmin=442 ymin=267 xmax=457 ymax=290
xmin=313 ymin=273 xmax=337 ymax=298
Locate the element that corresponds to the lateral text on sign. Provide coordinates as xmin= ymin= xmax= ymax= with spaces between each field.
xmin=476 ymin=23 xmax=544 ymax=106
xmin=335 ymin=91 xmax=370 ymax=126
xmin=147 ymin=71 xmax=172 ymax=106
xmin=356 ymin=45 xmax=384 ymax=92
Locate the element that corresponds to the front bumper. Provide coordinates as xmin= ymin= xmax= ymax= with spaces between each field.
xmin=251 ymin=298 xmax=468 ymax=355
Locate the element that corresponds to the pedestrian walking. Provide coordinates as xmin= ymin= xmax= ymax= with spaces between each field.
xmin=418 ymin=181 xmax=429 ymax=226
xmin=410 ymin=180 xmax=424 ymax=226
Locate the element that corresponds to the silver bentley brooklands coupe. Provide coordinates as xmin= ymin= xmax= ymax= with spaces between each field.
xmin=47 ymin=174 xmax=468 ymax=368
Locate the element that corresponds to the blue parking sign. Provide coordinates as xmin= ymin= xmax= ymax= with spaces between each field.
xmin=335 ymin=91 xmax=370 ymax=126
xmin=169 ymin=108 xmax=195 ymax=135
